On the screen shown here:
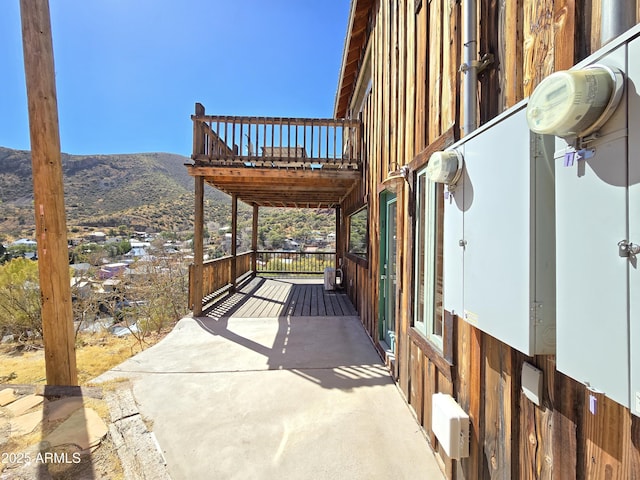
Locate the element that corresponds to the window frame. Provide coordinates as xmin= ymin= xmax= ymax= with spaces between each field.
xmin=413 ymin=167 xmax=444 ymax=350
xmin=346 ymin=206 xmax=369 ymax=263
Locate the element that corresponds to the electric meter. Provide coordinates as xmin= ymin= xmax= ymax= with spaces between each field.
xmin=526 ymin=64 xmax=624 ymax=138
xmin=426 ymin=150 xmax=463 ymax=185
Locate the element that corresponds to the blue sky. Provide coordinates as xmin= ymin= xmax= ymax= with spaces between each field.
xmin=0 ymin=1 xmax=350 ymax=156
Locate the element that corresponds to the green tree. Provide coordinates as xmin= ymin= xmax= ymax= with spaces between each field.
xmin=0 ymin=258 xmax=42 ymax=341
xmin=0 ymin=244 xmax=10 ymax=264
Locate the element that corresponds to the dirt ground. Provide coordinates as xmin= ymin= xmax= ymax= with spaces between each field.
xmin=0 ymin=331 xmax=170 ymax=480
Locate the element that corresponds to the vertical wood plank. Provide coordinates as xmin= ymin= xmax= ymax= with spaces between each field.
xmin=399 ymin=0 xmax=416 ymax=398
xmin=630 ymin=415 xmax=640 ymax=479
xmin=583 ymin=392 xmax=627 ymax=479
xmin=428 ymin=0 xmax=442 ymax=143
xmin=484 ymin=335 xmax=513 ymax=479
xmin=479 ymin=0 xmax=500 ymax=124
xmin=440 ymin=0 xmax=457 ymax=132
xmin=410 ymin=340 xmax=425 ymax=423
xmin=456 ymin=320 xmax=474 ymax=480
xmin=590 ymin=0 xmax=602 ymax=53
xmin=390 ymin=0 xmax=399 ymax=173
xmin=523 ymin=0 xmax=555 ymax=96
xmin=20 ymin=0 xmax=77 ymax=386
xmin=414 ymin=1 xmax=429 ymax=152
xmin=547 ymin=368 xmax=583 ymax=479
xmin=405 ymin=0 xmax=417 ymax=162
xmin=397 ymin=0 xmax=406 ymax=172
xmin=553 ymin=0 xmax=576 ymax=70
xmin=424 ymin=357 xmax=437 ymax=446
xmin=500 ymin=0 xmax=523 ymax=109
xmin=519 ymin=356 xmax=553 ymax=480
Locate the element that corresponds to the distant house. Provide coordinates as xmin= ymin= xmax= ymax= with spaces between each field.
xmin=12 ymin=238 xmax=37 ymax=247
xmin=70 ymin=263 xmax=91 ymax=276
xmin=86 ymin=231 xmax=107 ymax=243
xmin=97 ymin=262 xmax=127 ymax=279
xmin=284 ymin=238 xmax=300 ymax=250
xmin=70 ymin=277 xmax=91 ymax=299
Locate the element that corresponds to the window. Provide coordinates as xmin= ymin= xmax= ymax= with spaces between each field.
xmin=348 ymin=207 xmax=368 ymax=260
xmin=414 ymin=168 xmax=443 ymax=349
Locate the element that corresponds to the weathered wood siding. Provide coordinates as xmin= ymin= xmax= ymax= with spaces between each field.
xmin=339 ymin=0 xmax=640 ymax=479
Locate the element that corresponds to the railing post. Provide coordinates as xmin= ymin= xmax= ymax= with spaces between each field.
xmin=252 ymin=204 xmax=258 ymax=275
xmin=193 ymin=175 xmax=204 ymax=316
xmin=230 ymin=193 xmax=238 ymax=291
xmin=193 ymin=103 xmax=205 ymax=157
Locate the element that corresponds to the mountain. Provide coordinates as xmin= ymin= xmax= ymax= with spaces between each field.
xmin=0 ymin=147 xmax=228 ymax=238
xmin=0 ymin=147 xmax=335 ymax=244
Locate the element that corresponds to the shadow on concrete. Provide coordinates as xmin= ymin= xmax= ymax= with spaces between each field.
xmin=194 ymin=277 xmax=389 ymax=391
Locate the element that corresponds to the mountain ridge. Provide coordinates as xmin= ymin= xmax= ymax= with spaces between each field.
xmin=0 ymin=146 xmax=227 ymax=238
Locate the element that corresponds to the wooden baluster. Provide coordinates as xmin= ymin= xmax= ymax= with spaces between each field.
xmin=270 ymin=121 xmax=274 ymax=159
xmin=262 ymin=121 xmax=267 ymax=160
xmin=303 ymin=121 xmax=307 ymax=159
xmin=325 ymin=125 xmax=329 ymax=163
xmin=333 ymin=125 xmax=338 ymax=162
xmin=287 ymin=120 xmax=291 ymax=159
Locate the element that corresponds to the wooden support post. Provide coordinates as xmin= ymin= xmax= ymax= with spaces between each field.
xmin=20 ymin=0 xmax=77 ymax=386
xmin=193 ymin=175 xmax=204 ymax=316
xmin=252 ymin=204 xmax=258 ymax=275
xmin=231 ymin=193 xmax=238 ymax=291
xmin=335 ymin=205 xmax=341 ymax=268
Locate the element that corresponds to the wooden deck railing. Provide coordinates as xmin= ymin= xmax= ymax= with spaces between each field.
xmin=256 ymin=251 xmax=336 ymax=275
xmin=189 ymin=250 xmax=337 ymax=309
xmin=192 ymin=108 xmax=361 ymax=169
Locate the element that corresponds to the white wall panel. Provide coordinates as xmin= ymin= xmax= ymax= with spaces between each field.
xmin=554 ymin=45 xmax=630 ymax=408
xmin=628 ymin=35 xmax=640 ymax=416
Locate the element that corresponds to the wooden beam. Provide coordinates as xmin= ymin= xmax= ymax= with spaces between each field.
xmin=20 ymin=0 xmax=77 ymax=386
xmin=186 ymin=165 xmax=361 ymax=181
xmin=193 ymin=176 xmax=204 ymax=316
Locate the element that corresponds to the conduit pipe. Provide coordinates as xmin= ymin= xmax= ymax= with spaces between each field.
xmin=461 ymin=0 xmax=478 ymax=136
xmin=601 ymin=0 xmax=636 ymax=45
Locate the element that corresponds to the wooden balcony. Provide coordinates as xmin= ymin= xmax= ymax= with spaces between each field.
xmin=188 ymin=250 xmax=340 ymax=313
xmin=187 ymin=103 xmax=362 ymax=208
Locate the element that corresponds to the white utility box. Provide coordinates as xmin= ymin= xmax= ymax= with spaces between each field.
xmin=443 ymin=104 xmax=556 ymax=355
xmin=551 ymin=26 xmax=640 ymax=414
xmin=432 ymin=393 xmax=470 ymax=459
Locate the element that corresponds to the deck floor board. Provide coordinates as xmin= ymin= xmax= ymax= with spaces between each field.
xmin=205 ymin=277 xmax=355 ymax=319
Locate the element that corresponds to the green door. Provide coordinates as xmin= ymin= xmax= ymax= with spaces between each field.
xmin=380 ymin=193 xmax=397 ymax=353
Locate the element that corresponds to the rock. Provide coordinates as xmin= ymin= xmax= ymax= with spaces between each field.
xmin=0 ymin=417 xmax=9 ymax=443
xmin=44 ymin=397 xmax=84 ymax=422
xmin=10 ymin=410 xmax=42 ymax=436
xmin=0 ymin=388 xmax=18 ymax=406
xmin=5 ymin=394 xmax=44 ymax=416
xmin=44 ymin=408 xmax=108 ymax=451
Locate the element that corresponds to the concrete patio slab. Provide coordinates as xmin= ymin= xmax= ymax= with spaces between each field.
xmin=96 ymin=315 xmax=445 ymax=480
